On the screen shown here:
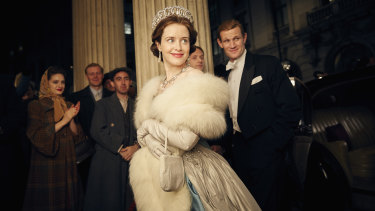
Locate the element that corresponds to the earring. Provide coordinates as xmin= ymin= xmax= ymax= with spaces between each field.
xmin=158 ymin=51 xmax=162 ymax=63
xmin=186 ymin=57 xmax=190 ymax=67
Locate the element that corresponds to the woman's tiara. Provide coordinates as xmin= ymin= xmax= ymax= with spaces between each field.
xmin=152 ymin=6 xmax=194 ymax=30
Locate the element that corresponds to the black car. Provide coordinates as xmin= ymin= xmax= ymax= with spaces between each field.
xmin=291 ymin=66 xmax=375 ymax=211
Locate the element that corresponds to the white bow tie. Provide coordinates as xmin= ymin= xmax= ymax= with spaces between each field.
xmin=226 ymin=61 xmax=237 ymax=71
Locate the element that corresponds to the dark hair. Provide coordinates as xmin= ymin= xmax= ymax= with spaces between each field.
xmin=102 ymin=71 xmax=113 ymax=85
xmin=192 ymin=45 xmax=204 ymax=55
xmin=217 ymin=19 xmax=245 ymax=41
xmin=84 ymin=63 xmax=104 ymax=74
xmin=110 ymin=67 xmax=133 ymax=81
xmin=47 ymin=66 xmax=66 ymax=80
xmin=150 ymin=15 xmax=197 ymax=62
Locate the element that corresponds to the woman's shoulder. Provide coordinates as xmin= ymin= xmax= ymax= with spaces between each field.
xmin=143 ymin=76 xmax=163 ymax=89
xmin=28 ymin=98 xmax=53 ymax=112
xmin=184 ymin=67 xmax=202 ymax=76
xmin=137 ymin=76 xmax=163 ymax=97
xmin=182 ymin=68 xmax=227 ymax=86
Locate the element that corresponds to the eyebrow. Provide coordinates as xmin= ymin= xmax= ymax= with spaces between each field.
xmin=115 ymin=76 xmax=129 ymax=79
xmin=163 ymin=36 xmax=189 ymax=39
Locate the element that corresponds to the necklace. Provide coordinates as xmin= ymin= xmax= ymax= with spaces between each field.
xmin=160 ymin=67 xmax=188 ymax=90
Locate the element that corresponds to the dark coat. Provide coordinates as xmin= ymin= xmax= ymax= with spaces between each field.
xmin=0 ymin=75 xmax=26 ymax=210
xmin=23 ymin=97 xmax=85 ymax=211
xmin=83 ymin=94 xmax=136 ymax=211
xmin=225 ymin=52 xmax=301 ymax=210
xmin=68 ymin=86 xmax=113 ymax=137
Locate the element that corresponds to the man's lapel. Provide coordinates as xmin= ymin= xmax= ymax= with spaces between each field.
xmin=82 ymin=86 xmax=95 ymax=104
xmin=109 ymin=94 xmax=126 ymax=136
xmin=237 ymin=52 xmax=255 ymax=116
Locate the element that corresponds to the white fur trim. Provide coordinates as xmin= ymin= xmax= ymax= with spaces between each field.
xmin=134 ymin=73 xmax=229 ymax=139
xmin=129 ymin=147 xmax=191 ymax=211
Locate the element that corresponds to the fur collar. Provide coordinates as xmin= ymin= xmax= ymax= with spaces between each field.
xmin=134 ymin=73 xmax=229 ymax=140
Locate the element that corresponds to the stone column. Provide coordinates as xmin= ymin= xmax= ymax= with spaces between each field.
xmin=72 ymin=0 xmax=126 ymax=91
xmin=133 ymin=0 xmax=213 ymax=90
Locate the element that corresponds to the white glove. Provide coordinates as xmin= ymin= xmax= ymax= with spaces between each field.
xmin=137 ymin=125 xmax=148 ymax=147
xmin=144 ymin=134 xmax=171 ymax=159
xmin=137 ymin=123 xmax=171 ymax=159
xmin=141 ymin=119 xmax=199 ymax=151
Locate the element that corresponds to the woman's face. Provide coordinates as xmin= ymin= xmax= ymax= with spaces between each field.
xmin=157 ymin=23 xmax=190 ymax=68
xmin=48 ymin=73 xmax=65 ymax=96
xmin=189 ymin=48 xmax=204 ymax=71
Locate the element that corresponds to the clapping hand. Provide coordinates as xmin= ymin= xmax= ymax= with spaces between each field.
xmin=63 ymin=101 xmax=80 ymax=122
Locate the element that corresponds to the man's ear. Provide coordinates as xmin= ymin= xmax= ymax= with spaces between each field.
xmin=110 ymin=80 xmax=115 ymax=89
xmin=217 ymin=38 xmax=223 ymax=48
xmin=243 ymin=33 xmax=248 ymax=44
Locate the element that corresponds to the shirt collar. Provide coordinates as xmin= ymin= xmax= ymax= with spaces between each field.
xmin=225 ymin=49 xmax=247 ymax=71
xmin=89 ymin=86 xmax=103 ymax=95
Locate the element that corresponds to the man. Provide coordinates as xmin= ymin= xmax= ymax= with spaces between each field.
xmin=103 ymin=71 xmax=115 ymax=92
xmin=217 ymin=19 xmax=301 ymax=211
xmin=68 ymin=63 xmax=113 ymax=191
xmin=83 ymin=67 xmax=138 ymax=211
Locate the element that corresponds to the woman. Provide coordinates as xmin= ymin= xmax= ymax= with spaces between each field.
xmin=188 ymin=46 xmax=225 ymax=155
xmin=23 ymin=66 xmax=85 ymax=211
xmin=188 ymin=45 xmax=205 ymax=71
xmin=129 ymin=6 xmax=261 ymax=211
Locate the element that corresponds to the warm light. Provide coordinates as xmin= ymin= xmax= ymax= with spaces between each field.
xmin=124 ymin=22 xmax=132 ymax=35
xmin=289 ymin=77 xmax=296 ymax=86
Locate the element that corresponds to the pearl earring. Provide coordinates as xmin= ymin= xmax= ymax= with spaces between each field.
xmin=158 ymin=51 xmax=162 ymax=63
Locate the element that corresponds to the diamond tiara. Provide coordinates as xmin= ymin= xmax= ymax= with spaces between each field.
xmin=152 ymin=6 xmax=194 ymax=30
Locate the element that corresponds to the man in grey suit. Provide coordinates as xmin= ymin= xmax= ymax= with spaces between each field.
xmin=68 ymin=63 xmax=113 ymax=192
xmin=217 ymin=19 xmax=301 ymax=211
xmin=83 ymin=67 xmax=139 ymax=211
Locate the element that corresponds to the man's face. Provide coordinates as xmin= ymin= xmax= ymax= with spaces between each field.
xmin=217 ymin=26 xmax=247 ymax=62
xmin=111 ymin=71 xmax=132 ymax=95
xmin=104 ymin=79 xmax=115 ymax=92
xmin=86 ymin=66 xmax=104 ymax=88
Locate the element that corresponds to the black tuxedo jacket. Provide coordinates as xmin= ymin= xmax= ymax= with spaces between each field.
xmin=225 ymin=52 xmax=301 ymax=168
xmin=68 ymin=86 xmax=113 ymax=137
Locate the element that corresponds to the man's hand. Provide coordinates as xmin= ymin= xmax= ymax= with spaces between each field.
xmin=120 ymin=144 xmax=140 ymax=161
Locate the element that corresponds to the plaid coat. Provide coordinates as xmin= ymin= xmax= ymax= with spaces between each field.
xmin=23 ymin=97 xmax=85 ymax=211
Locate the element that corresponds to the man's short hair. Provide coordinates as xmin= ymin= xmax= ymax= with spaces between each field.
xmin=217 ymin=19 xmax=245 ymax=41
xmin=110 ymin=67 xmax=133 ymax=81
xmin=84 ymin=63 xmax=104 ymax=74
xmin=102 ymin=71 xmax=113 ymax=85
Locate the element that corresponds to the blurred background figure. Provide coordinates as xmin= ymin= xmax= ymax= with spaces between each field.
xmin=0 ymin=72 xmax=25 ymax=210
xmin=68 ymin=63 xmax=113 ymax=195
xmin=188 ymin=45 xmax=205 ymax=71
xmin=14 ymin=72 xmax=38 ymax=184
xmin=188 ymin=46 xmax=225 ymax=156
xmin=103 ymin=71 xmax=115 ymax=92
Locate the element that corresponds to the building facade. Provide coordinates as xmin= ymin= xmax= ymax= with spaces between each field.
xmin=210 ymin=0 xmax=375 ymax=82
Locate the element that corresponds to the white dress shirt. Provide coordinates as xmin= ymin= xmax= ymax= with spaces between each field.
xmin=90 ymin=86 xmax=103 ymax=101
xmin=227 ymin=49 xmax=247 ymax=133
xmin=119 ymin=97 xmax=128 ymax=113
